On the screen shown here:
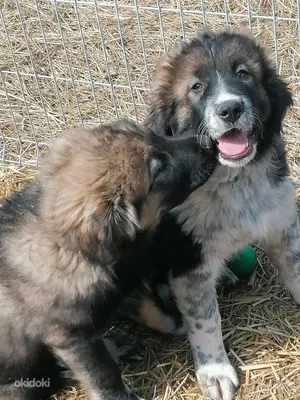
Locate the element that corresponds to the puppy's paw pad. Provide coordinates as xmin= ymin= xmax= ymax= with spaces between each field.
xmin=197 ymin=362 xmax=239 ymax=400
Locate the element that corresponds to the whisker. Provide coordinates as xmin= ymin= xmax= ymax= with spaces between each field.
xmin=197 ymin=123 xmax=211 ymax=149
xmin=253 ymin=108 xmax=264 ymax=139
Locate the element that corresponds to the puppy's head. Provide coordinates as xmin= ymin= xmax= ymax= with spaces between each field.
xmin=40 ymin=120 xmax=216 ymax=258
xmin=148 ymin=30 xmax=293 ymax=168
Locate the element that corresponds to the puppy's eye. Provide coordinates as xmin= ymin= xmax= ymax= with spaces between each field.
xmin=191 ymin=82 xmax=203 ymax=91
xmin=236 ymin=69 xmax=249 ymax=78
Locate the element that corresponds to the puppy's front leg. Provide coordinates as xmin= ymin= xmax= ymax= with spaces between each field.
xmin=171 ymin=268 xmax=239 ymax=400
xmin=48 ymin=331 xmax=142 ymax=400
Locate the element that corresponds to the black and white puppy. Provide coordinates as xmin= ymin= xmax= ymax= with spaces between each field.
xmin=145 ymin=30 xmax=299 ymax=400
xmin=0 ymin=120 xmax=217 ymax=400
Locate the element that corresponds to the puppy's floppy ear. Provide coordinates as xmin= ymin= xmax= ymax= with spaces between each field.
xmin=146 ymin=108 xmax=174 ymax=137
xmin=41 ymin=125 xmax=146 ymax=265
xmin=99 ymin=194 xmax=140 ymax=247
xmin=147 ymin=150 xmax=167 ymax=187
xmin=265 ymin=64 xmax=293 ymax=129
xmin=147 ymin=153 xmax=163 ymax=186
xmin=45 ymin=187 xmax=141 ymax=261
xmin=64 ymin=193 xmax=141 ymax=264
xmin=147 ymin=40 xmax=187 ymax=138
xmin=151 ymin=41 xmax=184 ymax=94
xmin=147 ymin=150 xmax=171 ymax=188
xmin=146 ymin=85 xmax=179 ymax=137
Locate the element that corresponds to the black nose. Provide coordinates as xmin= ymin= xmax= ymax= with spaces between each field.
xmin=216 ymin=100 xmax=244 ymax=123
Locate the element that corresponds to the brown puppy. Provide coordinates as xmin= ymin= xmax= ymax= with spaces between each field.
xmin=0 ymin=119 xmax=217 ymax=400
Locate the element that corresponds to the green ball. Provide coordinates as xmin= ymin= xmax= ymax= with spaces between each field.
xmin=227 ymin=245 xmax=257 ymax=279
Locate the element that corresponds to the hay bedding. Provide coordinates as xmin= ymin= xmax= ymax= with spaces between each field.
xmin=1 ymin=0 xmax=300 ymax=398
xmin=0 ymin=167 xmax=300 ymax=400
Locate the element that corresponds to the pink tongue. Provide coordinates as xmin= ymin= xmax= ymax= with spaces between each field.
xmin=218 ymin=131 xmax=249 ymax=157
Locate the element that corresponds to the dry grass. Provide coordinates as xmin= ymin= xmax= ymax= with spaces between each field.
xmin=0 ymin=166 xmax=299 ymax=400
xmin=0 ymin=0 xmax=299 ymax=166
xmin=0 ymin=0 xmax=300 ymax=399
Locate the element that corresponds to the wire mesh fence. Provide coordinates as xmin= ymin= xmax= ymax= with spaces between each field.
xmin=0 ymin=0 xmax=299 ymax=175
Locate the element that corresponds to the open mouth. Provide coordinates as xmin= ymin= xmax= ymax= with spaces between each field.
xmin=217 ymin=129 xmax=254 ymax=160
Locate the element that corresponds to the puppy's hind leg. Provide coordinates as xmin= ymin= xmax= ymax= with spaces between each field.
xmin=263 ymin=209 xmax=300 ymax=304
xmin=47 ymin=331 xmax=144 ymax=400
xmin=0 ymin=344 xmax=69 ymax=400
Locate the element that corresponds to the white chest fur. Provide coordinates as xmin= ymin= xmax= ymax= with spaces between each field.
xmin=173 ymin=150 xmax=296 ymax=262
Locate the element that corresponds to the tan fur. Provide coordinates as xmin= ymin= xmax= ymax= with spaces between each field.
xmin=39 ymin=126 xmax=150 ymax=249
xmin=3 ymin=126 xmax=154 ymax=306
xmin=139 ymin=192 xmax=166 ymax=230
xmin=0 ymin=123 xmax=167 ymax=399
xmin=151 ymin=41 xmax=183 ymax=90
xmin=0 ymin=119 xmax=217 ymax=399
xmin=128 ymin=298 xmax=176 ymax=334
xmin=152 ymin=43 xmax=209 ymax=107
xmin=4 ymin=219 xmax=104 ymax=303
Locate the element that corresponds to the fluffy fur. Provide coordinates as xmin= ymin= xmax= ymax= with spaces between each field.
xmin=144 ymin=30 xmax=300 ymax=400
xmin=0 ymin=120 xmax=217 ymax=400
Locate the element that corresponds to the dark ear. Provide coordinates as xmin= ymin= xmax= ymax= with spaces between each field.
xmin=147 ymin=151 xmax=164 ymax=186
xmin=146 ymin=109 xmax=173 ymax=137
xmin=147 ymin=150 xmax=171 ymax=189
xmin=100 ymin=196 xmax=140 ymax=247
xmin=265 ymin=66 xmax=293 ymax=130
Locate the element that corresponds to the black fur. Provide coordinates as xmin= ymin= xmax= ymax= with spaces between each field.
xmin=148 ymin=214 xmax=204 ymax=279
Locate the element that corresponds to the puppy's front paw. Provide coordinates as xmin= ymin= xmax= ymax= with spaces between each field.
xmin=197 ymin=362 xmax=239 ymax=400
